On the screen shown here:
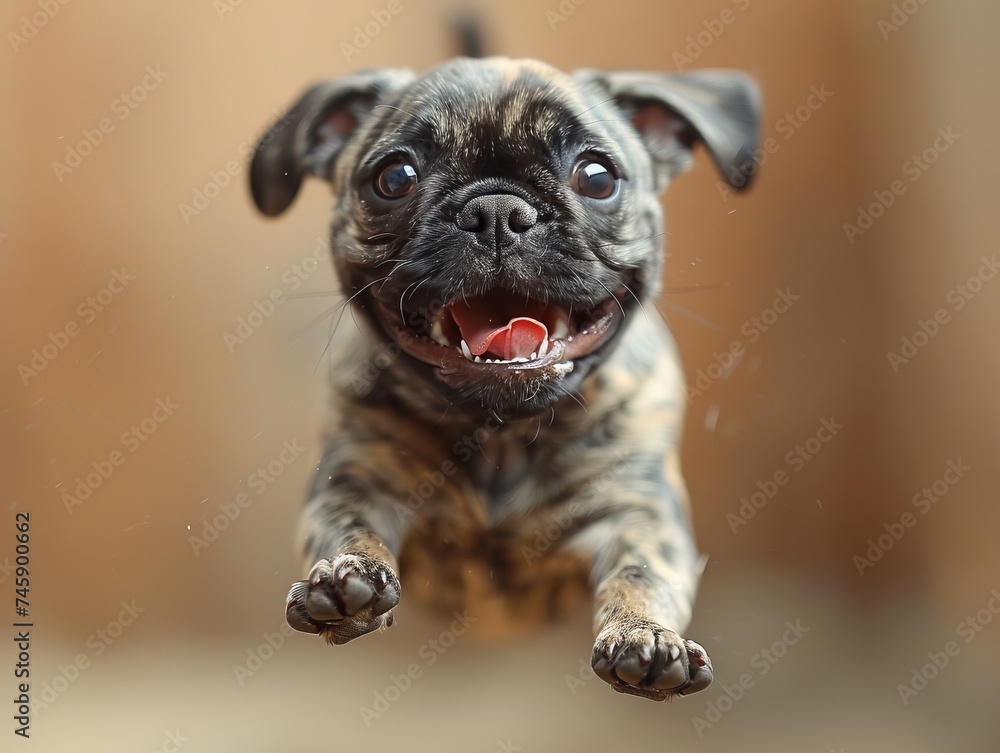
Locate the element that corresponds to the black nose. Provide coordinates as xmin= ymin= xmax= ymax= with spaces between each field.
xmin=455 ymin=194 xmax=539 ymax=247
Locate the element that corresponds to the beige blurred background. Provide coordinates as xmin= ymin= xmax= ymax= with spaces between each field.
xmin=3 ymin=0 xmax=998 ymax=750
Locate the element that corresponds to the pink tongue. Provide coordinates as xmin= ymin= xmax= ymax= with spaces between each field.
xmin=450 ymin=294 xmax=551 ymax=360
xmin=473 ymin=317 xmax=548 ymax=360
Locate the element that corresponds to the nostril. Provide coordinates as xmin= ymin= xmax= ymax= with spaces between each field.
xmin=456 ymin=205 xmax=485 ymax=232
xmin=508 ymin=203 xmax=538 ymax=233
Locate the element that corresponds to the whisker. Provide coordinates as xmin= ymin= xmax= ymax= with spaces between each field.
xmin=313 ymin=303 xmax=350 ymax=374
xmin=406 ymin=278 xmax=430 ymax=304
xmin=654 ymin=299 xmax=720 ymax=331
xmin=367 ymin=233 xmax=413 ymax=244
xmin=433 ymin=402 xmax=454 ymax=428
xmin=288 ymin=301 xmax=344 ymax=343
xmin=577 ymin=96 xmax=617 ymax=117
xmin=398 ymin=279 xmax=423 ymax=321
xmin=661 ymin=282 xmax=731 ymax=294
xmin=312 ymin=276 xmax=389 ymax=373
xmin=374 ymin=256 xmax=413 ymax=267
xmin=374 ymin=103 xmax=420 ymax=119
xmin=593 ymin=231 xmax=666 ymax=251
xmin=523 ymin=415 xmax=542 ymax=447
xmin=378 ymin=259 xmax=416 ymax=295
xmin=284 ymin=290 xmax=342 ymax=300
xmin=598 ymin=280 xmax=627 ymax=321
xmin=620 ymin=282 xmax=652 ymax=329
xmin=580 ymin=117 xmax=634 ymax=128
xmin=563 ymin=390 xmax=589 ymax=413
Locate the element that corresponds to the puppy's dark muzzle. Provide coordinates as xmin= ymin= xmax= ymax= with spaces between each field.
xmin=455 ymin=194 xmax=540 ymax=250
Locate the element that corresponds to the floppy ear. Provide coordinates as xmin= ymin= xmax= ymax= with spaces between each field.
xmin=249 ymin=69 xmax=414 ymax=217
xmin=579 ymin=69 xmax=761 ymax=192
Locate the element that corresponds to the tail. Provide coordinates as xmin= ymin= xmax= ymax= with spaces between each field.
xmin=451 ymin=11 xmax=486 ymax=58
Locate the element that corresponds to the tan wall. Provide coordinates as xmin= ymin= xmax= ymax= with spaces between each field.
xmin=3 ymin=0 xmax=998 ymax=750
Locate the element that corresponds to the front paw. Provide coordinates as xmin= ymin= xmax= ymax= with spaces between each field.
xmin=284 ymin=554 xmax=400 ymax=645
xmin=592 ymin=620 xmax=713 ymax=701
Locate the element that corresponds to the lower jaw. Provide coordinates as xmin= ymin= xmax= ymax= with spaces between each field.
xmin=433 ymin=363 xmax=592 ymax=421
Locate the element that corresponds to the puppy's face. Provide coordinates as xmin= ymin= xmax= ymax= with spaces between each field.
xmin=251 ymin=58 xmax=759 ymax=420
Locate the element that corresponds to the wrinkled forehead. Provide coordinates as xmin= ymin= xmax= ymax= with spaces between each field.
xmin=377 ymin=58 xmax=607 ymax=156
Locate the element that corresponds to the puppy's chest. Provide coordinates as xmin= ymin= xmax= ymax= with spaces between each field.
xmin=415 ymin=435 xmax=556 ymax=537
xmin=399 ymin=433 xmax=592 ymax=629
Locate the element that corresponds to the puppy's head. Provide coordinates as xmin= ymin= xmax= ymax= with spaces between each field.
xmin=251 ymin=58 xmax=759 ymax=420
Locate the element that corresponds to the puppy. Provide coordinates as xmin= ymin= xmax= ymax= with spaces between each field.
xmin=250 ymin=57 xmax=759 ymax=701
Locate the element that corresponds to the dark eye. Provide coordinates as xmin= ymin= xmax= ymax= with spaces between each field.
xmin=571 ymin=158 xmax=618 ymax=199
xmin=374 ymin=160 xmax=419 ymax=199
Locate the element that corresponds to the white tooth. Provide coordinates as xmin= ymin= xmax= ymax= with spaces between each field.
xmin=430 ymin=317 xmax=448 ymax=346
xmin=460 ymin=339 xmax=473 ymax=361
xmin=568 ymin=335 xmax=573 ymax=342
xmin=474 ymin=356 xmax=482 ymax=363
xmin=530 ymin=352 xmax=537 ymax=360
xmin=538 ymin=339 xmax=549 ymax=357
xmin=552 ymin=311 xmax=570 ymax=340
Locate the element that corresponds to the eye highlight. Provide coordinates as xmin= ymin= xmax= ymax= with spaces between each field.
xmin=570 ymin=157 xmax=619 ymax=199
xmin=374 ymin=159 xmax=419 ymax=199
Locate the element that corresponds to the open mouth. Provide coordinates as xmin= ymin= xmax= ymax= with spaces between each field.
xmin=371 ymin=287 xmax=628 ymax=379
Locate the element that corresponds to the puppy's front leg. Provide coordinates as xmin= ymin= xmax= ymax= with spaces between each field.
xmin=284 ymin=436 xmax=406 ymax=645
xmin=588 ymin=466 xmax=714 ymax=701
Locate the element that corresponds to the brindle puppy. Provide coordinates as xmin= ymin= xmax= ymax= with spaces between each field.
xmin=250 ymin=57 xmax=759 ymax=701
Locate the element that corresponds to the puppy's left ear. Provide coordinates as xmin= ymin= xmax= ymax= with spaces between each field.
xmin=580 ymin=69 xmax=761 ymax=192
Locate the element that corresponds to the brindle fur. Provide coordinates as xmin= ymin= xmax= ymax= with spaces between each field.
xmin=254 ymin=57 xmax=759 ymax=700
